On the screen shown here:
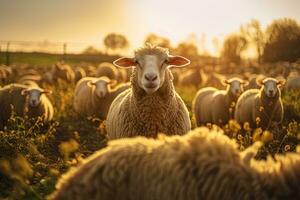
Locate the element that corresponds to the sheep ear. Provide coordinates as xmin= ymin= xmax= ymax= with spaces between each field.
xmin=222 ymin=79 xmax=230 ymax=86
xmin=109 ymin=79 xmax=118 ymax=86
xmin=42 ymin=89 xmax=52 ymax=94
xmin=113 ymin=58 xmax=136 ymax=68
xmin=21 ymin=89 xmax=28 ymax=96
xmin=277 ymin=79 xmax=286 ymax=88
xmin=87 ymin=81 xmax=95 ymax=87
xmin=167 ymin=56 xmax=190 ymax=68
xmin=256 ymin=77 xmax=264 ymax=86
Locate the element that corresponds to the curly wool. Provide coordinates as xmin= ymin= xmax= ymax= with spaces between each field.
xmin=49 ymin=127 xmax=300 ymax=200
xmin=106 ymin=68 xmax=191 ymax=139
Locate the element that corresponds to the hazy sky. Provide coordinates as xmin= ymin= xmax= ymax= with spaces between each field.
xmin=0 ymin=0 xmax=300 ymax=54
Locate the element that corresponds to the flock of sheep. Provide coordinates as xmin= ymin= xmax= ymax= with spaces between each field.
xmin=0 ymin=44 xmax=300 ymax=199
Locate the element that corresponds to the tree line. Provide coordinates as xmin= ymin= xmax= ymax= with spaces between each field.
xmin=83 ymin=18 xmax=300 ymax=63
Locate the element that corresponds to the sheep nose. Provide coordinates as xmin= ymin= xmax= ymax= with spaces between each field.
xmin=235 ymin=89 xmax=239 ymax=93
xmin=145 ymin=73 xmax=158 ymax=82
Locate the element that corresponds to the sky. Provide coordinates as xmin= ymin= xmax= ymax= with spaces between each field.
xmin=0 ymin=0 xmax=300 ymax=55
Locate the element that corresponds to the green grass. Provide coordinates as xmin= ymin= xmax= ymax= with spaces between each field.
xmin=0 ymin=52 xmax=119 ymax=66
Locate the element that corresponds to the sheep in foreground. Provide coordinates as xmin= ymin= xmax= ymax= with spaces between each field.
xmin=73 ymin=77 xmax=130 ymax=119
xmin=193 ymin=78 xmax=247 ymax=126
xmin=49 ymin=127 xmax=300 ymax=200
xmin=235 ymin=77 xmax=285 ymax=129
xmin=106 ymin=44 xmax=191 ymax=139
xmin=0 ymin=84 xmax=53 ymax=128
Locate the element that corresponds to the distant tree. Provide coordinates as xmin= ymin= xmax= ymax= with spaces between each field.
xmin=144 ymin=34 xmax=171 ymax=49
xmin=82 ymin=46 xmax=100 ymax=55
xmin=103 ymin=33 xmax=129 ymax=54
xmin=221 ymin=34 xmax=248 ymax=63
xmin=263 ymin=18 xmax=300 ymax=62
xmin=240 ymin=19 xmax=264 ymax=63
xmin=174 ymin=42 xmax=198 ymax=59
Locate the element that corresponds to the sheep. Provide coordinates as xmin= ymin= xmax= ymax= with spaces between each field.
xmin=51 ymin=62 xmax=75 ymax=83
xmin=106 ymin=44 xmax=191 ymax=139
xmin=0 ymin=84 xmax=53 ymax=129
xmin=73 ymin=77 xmax=130 ymax=119
xmin=18 ymin=74 xmax=43 ymax=86
xmin=96 ymin=62 xmax=119 ymax=80
xmin=74 ymin=67 xmax=86 ymax=83
xmin=49 ymin=127 xmax=300 ymax=200
xmin=193 ymin=78 xmax=248 ymax=126
xmin=234 ymin=77 xmax=285 ymax=129
xmin=85 ymin=65 xmax=97 ymax=77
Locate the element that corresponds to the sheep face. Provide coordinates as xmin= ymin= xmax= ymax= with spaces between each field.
xmin=257 ymin=78 xmax=285 ymax=98
xmin=224 ymin=78 xmax=248 ymax=97
xmin=21 ymin=88 xmax=52 ymax=107
xmin=113 ymin=45 xmax=190 ymax=94
xmin=87 ymin=77 xmax=116 ymax=98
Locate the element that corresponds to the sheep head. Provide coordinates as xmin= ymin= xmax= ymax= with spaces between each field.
xmin=223 ymin=78 xmax=248 ymax=97
xmin=257 ymin=77 xmax=285 ymax=98
xmin=113 ymin=44 xmax=190 ymax=94
xmin=87 ymin=77 xmax=117 ymax=98
xmin=21 ymin=87 xmax=52 ymax=107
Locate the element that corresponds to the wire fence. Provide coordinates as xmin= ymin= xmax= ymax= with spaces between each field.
xmin=0 ymin=41 xmax=105 ymax=65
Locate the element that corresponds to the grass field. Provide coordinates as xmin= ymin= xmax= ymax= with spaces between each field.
xmin=0 ymin=56 xmax=299 ymax=199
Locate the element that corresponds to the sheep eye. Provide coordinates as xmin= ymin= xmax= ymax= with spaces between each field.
xmin=161 ymin=60 xmax=168 ymax=67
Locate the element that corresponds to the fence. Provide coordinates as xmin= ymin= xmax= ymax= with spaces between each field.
xmin=0 ymin=41 xmax=104 ymax=65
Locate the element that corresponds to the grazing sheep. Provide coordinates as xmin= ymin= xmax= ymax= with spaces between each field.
xmin=85 ymin=65 xmax=97 ymax=77
xmin=179 ymin=68 xmax=207 ymax=87
xmin=51 ymin=62 xmax=75 ymax=83
xmin=106 ymin=44 xmax=191 ymax=139
xmin=74 ymin=67 xmax=86 ymax=83
xmin=234 ymin=78 xmax=285 ymax=129
xmin=0 ymin=84 xmax=53 ymax=128
xmin=49 ymin=127 xmax=300 ymax=200
xmin=73 ymin=77 xmax=130 ymax=119
xmin=193 ymin=78 xmax=248 ymax=126
xmin=96 ymin=62 xmax=119 ymax=80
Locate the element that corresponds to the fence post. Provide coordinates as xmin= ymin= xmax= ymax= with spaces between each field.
xmin=63 ymin=43 xmax=67 ymax=61
xmin=6 ymin=42 xmax=10 ymax=66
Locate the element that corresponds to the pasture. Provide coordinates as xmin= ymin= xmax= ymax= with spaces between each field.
xmin=0 ymin=53 xmax=299 ymax=199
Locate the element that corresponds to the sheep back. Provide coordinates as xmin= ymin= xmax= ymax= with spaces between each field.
xmin=50 ymin=128 xmax=269 ymax=200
